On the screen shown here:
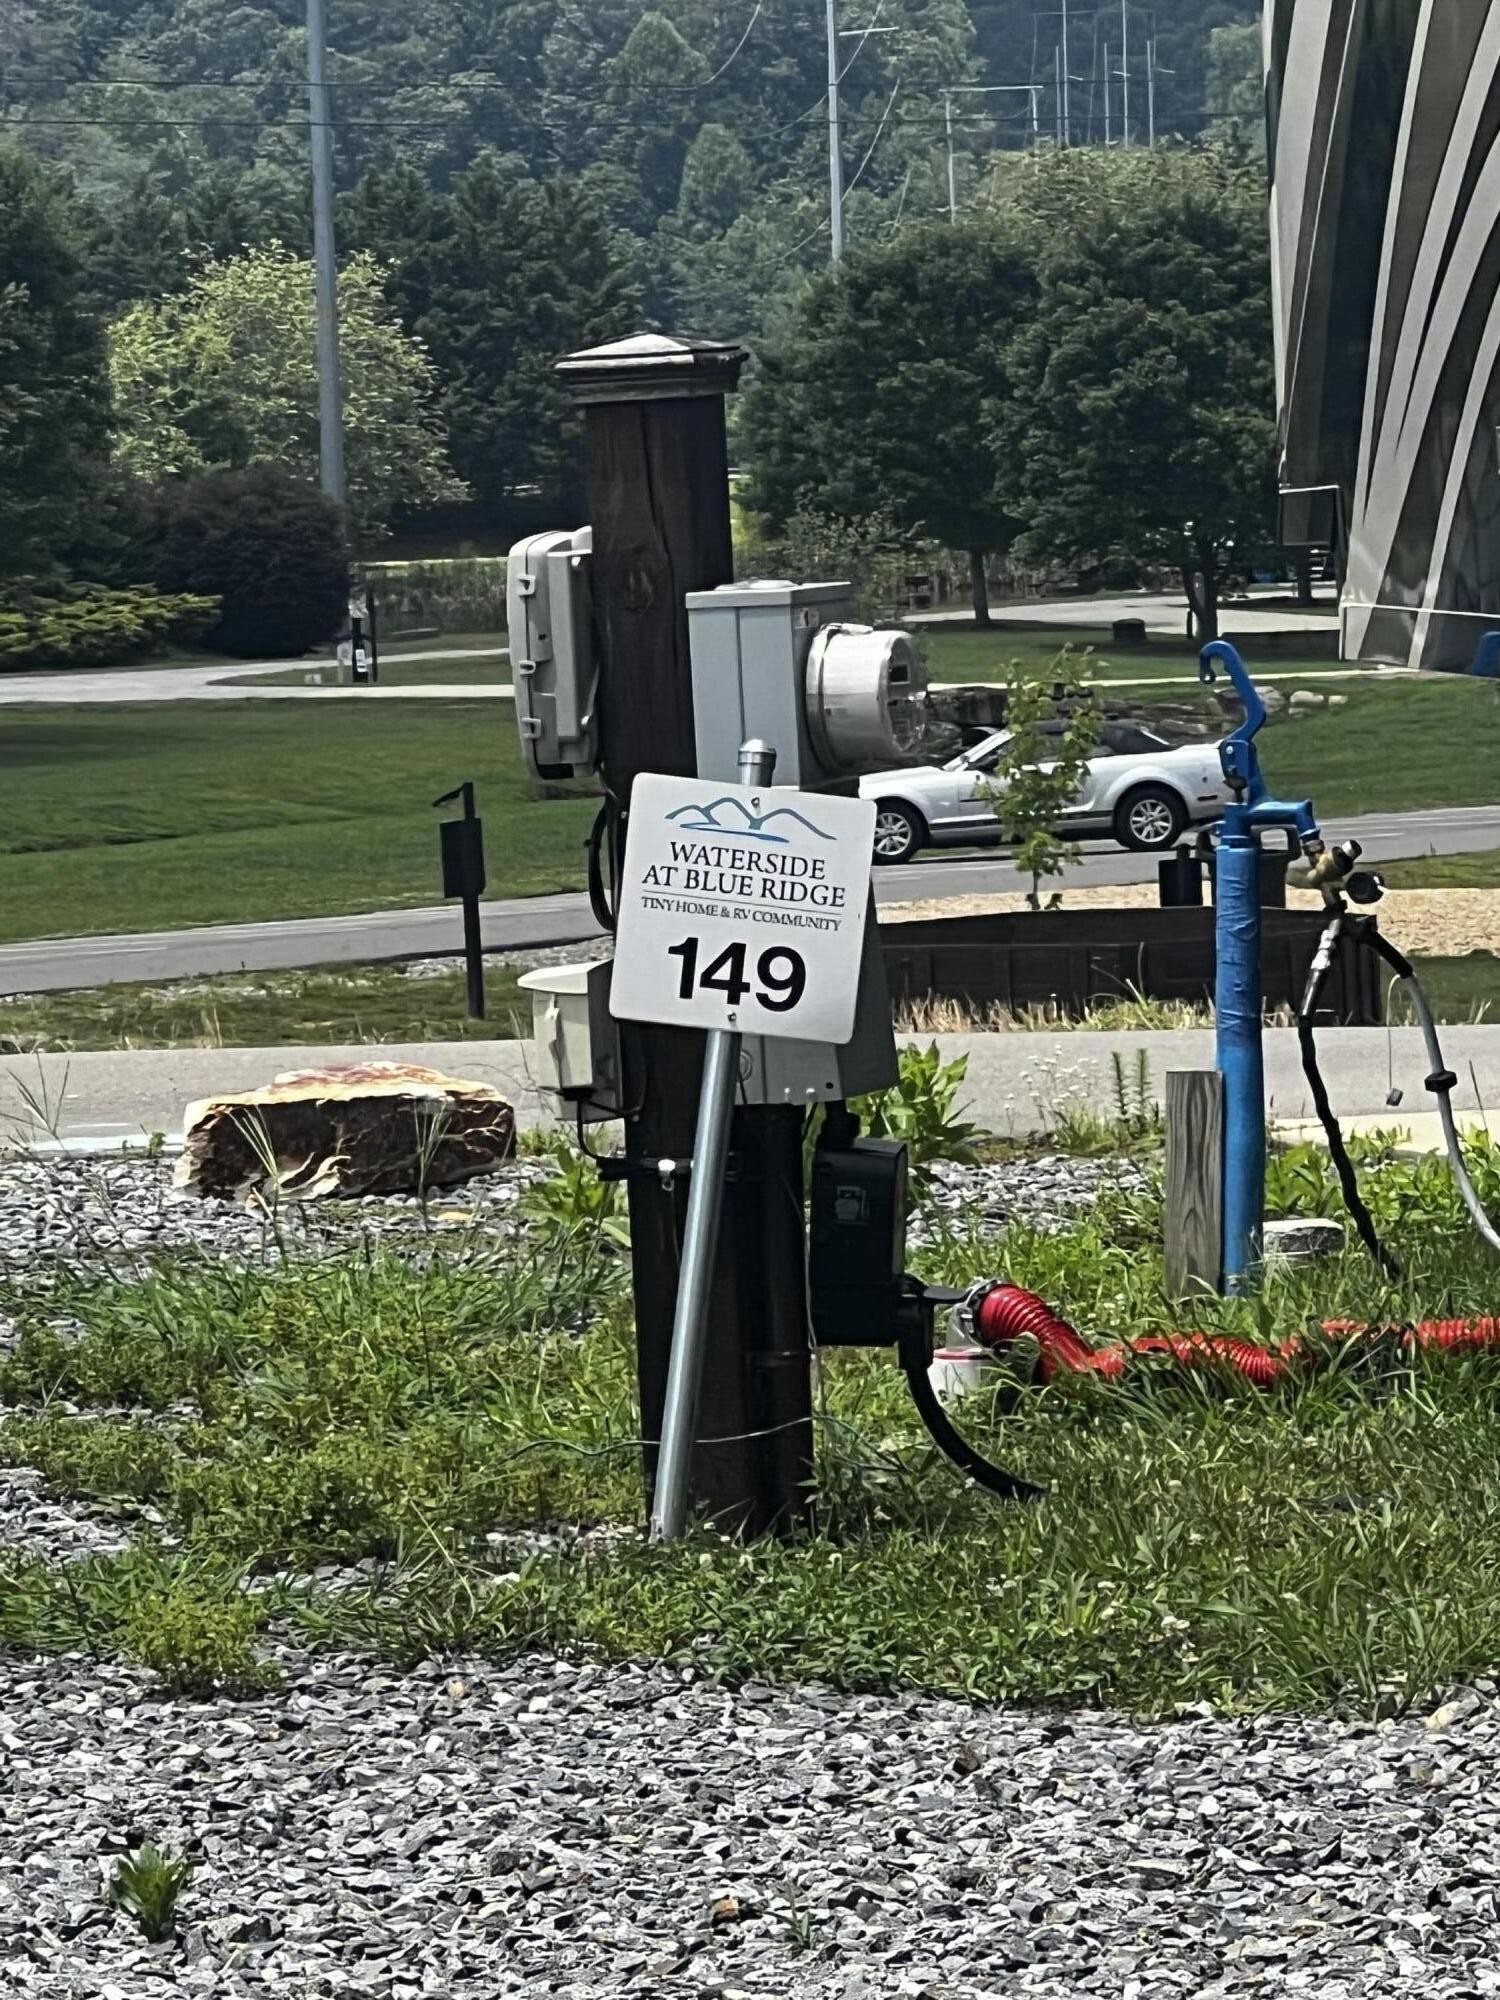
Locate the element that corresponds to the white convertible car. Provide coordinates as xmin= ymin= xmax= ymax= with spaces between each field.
xmin=860 ymin=720 xmax=1233 ymax=864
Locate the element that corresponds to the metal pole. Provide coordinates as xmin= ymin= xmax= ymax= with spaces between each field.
xmin=944 ymin=90 xmax=957 ymax=220
xmin=1147 ymin=36 xmax=1156 ymax=148
xmin=1104 ymin=40 xmax=1112 ymax=145
xmin=825 ymin=0 xmax=844 ymax=260
xmin=1120 ymin=0 xmax=1130 ymax=145
xmin=1216 ymin=823 xmax=1264 ymax=1294
xmin=1030 ymin=83 xmax=1040 ymax=151
xmin=1055 ymin=46 xmax=1063 ymax=145
xmin=650 ymin=738 xmax=777 ymax=1544
xmin=305 ymin=0 xmax=345 ymax=509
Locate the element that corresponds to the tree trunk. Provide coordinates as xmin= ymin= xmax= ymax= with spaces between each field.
xmin=1183 ymin=562 xmax=1219 ymax=645
xmin=969 ymin=547 xmax=992 ymax=629
xmin=1198 ymin=562 xmax=1220 ymax=644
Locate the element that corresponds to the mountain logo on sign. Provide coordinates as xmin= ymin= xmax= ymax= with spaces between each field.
xmin=665 ymin=796 xmax=834 ymax=844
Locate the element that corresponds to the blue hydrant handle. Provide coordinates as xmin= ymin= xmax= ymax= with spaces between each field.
xmin=1199 ymin=640 xmax=1265 ymax=799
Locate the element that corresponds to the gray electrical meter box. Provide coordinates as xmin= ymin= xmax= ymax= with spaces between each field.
xmin=686 ymin=580 xmax=926 ymax=795
xmin=507 ymin=527 xmax=597 ymax=780
xmin=684 ymin=576 xmax=916 ymax=1106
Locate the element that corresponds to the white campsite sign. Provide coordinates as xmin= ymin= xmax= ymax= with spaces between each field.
xmin=609 ymin=773 xmax=876 ymax=1044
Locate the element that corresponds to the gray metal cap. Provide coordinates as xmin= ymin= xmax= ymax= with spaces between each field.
xmin=555 ymin=332 xmax=748 ymax=405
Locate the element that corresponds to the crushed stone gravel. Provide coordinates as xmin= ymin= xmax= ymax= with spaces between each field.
xmin=3 ymin=1652 xmax=1499 ymax=1999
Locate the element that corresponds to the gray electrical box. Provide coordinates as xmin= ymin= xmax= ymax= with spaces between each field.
xmin=507 ymin=527 xmax=597 ymax=779
xmin=683 ymin=576 xmax=909 ymax=1106
xmin=686 ymin=580 xmax=926 ymax=794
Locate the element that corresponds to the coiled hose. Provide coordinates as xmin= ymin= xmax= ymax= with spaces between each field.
xmin=972 ymin=1283 xmax=1500 ymax=1387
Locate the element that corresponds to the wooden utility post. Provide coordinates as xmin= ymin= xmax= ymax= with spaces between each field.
xmin=556 ymin=334 xmax=815 ymax=1537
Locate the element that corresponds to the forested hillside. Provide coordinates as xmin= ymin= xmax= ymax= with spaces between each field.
xmin=3 ymin=0 xmax=1259 ymax=342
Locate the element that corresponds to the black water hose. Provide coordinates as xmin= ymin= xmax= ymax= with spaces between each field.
xmin=1297 ymin=915 xmax=1401 ymax=1277
xmin=897 ymin=1319 xmax=1044 ymax=1503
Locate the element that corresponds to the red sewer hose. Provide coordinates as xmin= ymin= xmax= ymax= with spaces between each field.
xmin=971 ymin=1284 xmax=1500 ymax=1386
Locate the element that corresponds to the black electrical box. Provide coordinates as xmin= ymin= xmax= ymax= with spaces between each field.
xmin=439 ymin=816 xmax=486 ymax=900
xmin=809 ymin=1138 xmax=908 ymax=1347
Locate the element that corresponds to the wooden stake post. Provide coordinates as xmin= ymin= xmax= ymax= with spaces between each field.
xmin=1164 ymin=1069 xmax=1224 ymax=1297
xmin=557 ymin=335 xmax=815 ymax=1537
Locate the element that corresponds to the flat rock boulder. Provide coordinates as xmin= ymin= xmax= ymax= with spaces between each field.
xmin=176 ymin=1062 xmax=515 ymax=1201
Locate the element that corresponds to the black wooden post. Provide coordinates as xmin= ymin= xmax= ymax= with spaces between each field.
xmin=557 ymin=334 xmax=815 ymax=1537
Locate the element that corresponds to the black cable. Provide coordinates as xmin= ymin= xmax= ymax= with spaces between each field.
xmin=586 ymin=802 xmax=615 ymax=935
xmin=897 ymin=1320 xmax=1044 ymax=1504
xmin=1297 ymin=917 xmax=1401 ymax=1278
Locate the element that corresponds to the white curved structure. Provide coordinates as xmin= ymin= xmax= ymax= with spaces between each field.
xmin=1268 ymin=1 xmax=1500 ymax=668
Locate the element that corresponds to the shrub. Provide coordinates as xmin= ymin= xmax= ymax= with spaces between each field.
xmin=136 ymin=465 xmax=350 ymax=659
xmin=0 ymin=581 xmax=218 ymax=671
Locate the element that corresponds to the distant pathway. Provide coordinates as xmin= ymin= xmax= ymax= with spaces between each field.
xmin=0 ymin=646 xmax=512 ymax=705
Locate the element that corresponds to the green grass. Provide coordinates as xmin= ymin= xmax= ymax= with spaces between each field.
xmin=1261 ymin=673 xmax=1500 ymax=816
xmin=0 ymin=701 xmax=597 ymax=942
xmin=1384 ymin=849 xmax=1500 ymax=889
xmin=0 ymin=960 xmax=533 ymax=1049
xmin=1387 ymin=954 xmax=1500 ymax=1024
xmin=10 ymin=1135 xmax=1500 ymax=1713
xmin=920 ymin=623 xmax=1337 ymax=686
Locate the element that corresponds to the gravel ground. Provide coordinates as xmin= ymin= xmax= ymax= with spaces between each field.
xmin=20 ymin=1142 xmax=1452 ymax=2000
xmin=0 ymin=1153 xmax=554 ymax=1271
xmin=0 ymin=1151 xmax=1146 ymax=1272
xmin=4 ymin=1652 xmax=1498 ymax=1999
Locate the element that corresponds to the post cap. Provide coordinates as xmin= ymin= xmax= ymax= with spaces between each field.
xmin=555 ymin=332 xmax=747 ymax=405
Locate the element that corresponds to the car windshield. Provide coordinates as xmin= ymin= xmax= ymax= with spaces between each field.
xmin=943 ymin=732 xmax=1011 ymax=773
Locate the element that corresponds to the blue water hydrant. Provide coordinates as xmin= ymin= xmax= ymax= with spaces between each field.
xmin=1199 ymin=643 xmax=1326 ymax=1293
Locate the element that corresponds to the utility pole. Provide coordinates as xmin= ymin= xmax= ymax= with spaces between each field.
xmin=1054 ymin=46 xmax=1063 ymax=145
xmin=556 ymin=333 xmax=815 ymax=1538
xmin=1061 ymin=0 xmax=1071 ymax=144
xmin=1104 ymin=40 xmax=1112 ymax=146
xmin=1119 ymin=0 xmax=1130 ymax=146
xmin=1147 ymin=35 xmax=1155 ymax=148
xmin=944 ymin=88 xmax=957 ymax=221
xmin=305 ymin=0 xmax=345 ymax=509
xmin=825 ymin=0 xmax=844 ymax=260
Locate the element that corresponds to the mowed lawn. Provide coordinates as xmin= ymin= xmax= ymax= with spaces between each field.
xmin=920 ymin=620 xmax=1338 ymax=685
xmin=0 ymin=700 xmax=598 ymax=942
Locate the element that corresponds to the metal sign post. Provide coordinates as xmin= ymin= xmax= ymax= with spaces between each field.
xmin=649 ymin=740 xmax=774 ymax=1541
xmin=609 ymin=740 xmax=876 ymax=1542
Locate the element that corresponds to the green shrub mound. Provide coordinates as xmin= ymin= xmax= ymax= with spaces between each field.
xmin=137 ymin=466 xmax=350 ymax=660
xmin=0 ymin=582 xmax=218 ymax=671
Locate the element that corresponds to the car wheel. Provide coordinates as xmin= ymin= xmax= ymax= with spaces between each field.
xmin=1114 ymin=784 xmax=1187 ymax=852
xmin=871 ymin=802 xmax=923 ymax=865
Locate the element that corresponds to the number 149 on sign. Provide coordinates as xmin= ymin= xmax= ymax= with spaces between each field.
xmin=667 ymin=937 xmax=807 ymax=1013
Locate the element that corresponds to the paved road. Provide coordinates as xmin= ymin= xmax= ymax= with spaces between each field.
xmin=5 ymin=1025 xmax=1497 ymax=1151
xmin=0 ymin=646 xmax=512 ymax=705
xmin=2 ymin=803 xmax=1498 ymax=996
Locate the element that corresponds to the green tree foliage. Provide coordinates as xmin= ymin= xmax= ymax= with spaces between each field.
xmin=136 ymin=464 xmax=350 ymax=658
xmin=984 ymin=650 xmax=1100 ymax=910
xmin=7 ymin=0 xmax=992 ymax=338
xmin=739 ymin=221 xmax=1033 ymax=625
xmin=342 ymin=154 xmax=637 ymax=514
xmin=1206 ymin=22 xmax=1266 ymax=153
xmin=997 ymin=148 xmax=1277 ymax=642
xmin=0 ymin=148 xmax=111 ymax=580
xmin=107 ymin=243 xmax=464 ymax=540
